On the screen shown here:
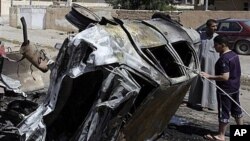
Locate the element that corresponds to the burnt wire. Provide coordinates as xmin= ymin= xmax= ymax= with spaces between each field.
xmin=17 ymin=62 xmax=20 ymax=77
xmin=38 ymin=49 xmax=47 ymax=64
xmin=175 ymin=62 xmax=250 ymax=118
xmin=104 ymin=66 xmax=123 ymax=78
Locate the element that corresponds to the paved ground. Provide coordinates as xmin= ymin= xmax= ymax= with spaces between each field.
xmin=160 ymin=87 xmax=250 ymax=141
xmin=1 ymin=21 xmax=250 ymax=141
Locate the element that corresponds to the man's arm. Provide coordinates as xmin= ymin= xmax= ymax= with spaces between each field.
xmin=200 ymin=72 xmax=229 ymax=81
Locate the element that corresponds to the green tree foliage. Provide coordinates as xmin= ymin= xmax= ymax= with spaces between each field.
xmin=105 ymin=0 xmax=174 ymax=11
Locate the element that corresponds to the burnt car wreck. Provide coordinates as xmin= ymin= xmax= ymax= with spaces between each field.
xmin=0 ymin=4 xmax=200 ymax=141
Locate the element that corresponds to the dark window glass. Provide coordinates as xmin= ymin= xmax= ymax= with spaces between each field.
xmin=218 ymin=22 xmax=230 ymax=31
xmin=229 ymin=22 xmax=241 ymax=31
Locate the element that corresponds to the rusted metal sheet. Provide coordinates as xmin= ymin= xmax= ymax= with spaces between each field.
xmin=0 ymin=4 xmax=201 ymax=141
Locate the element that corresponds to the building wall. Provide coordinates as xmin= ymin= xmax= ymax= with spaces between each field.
xmin=45 ymin=7 xmax=76 ymax=31
xmin=3 ymin=0 xmax=250 ymax=17
xmin=8 ymin=7 xmax=250 ymax=31
xmin=179 ymin=10 xmax=250 ymax=28
xmin=2 ymin=1 xmax=53 ymax=16
xmin=1 ymin=1 xmax=110 ymax=16
xmin=214 ymin=0 xmax=249 ymax=11
xmin=194 ymin=0 xmax=249 ymax=11
xmin=9 ymin=6 xmax=114 ymax=31
xmin=75 ymin=0 xmax=106 ymax=3
xmin=115 ymin=10 xmax=250 ymax=29
xmin=1 ymin=0 xmax=11 ymax=16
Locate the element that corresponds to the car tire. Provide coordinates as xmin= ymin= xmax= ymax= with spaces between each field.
xmin=235 ymin=40 xmax=250 ymax=55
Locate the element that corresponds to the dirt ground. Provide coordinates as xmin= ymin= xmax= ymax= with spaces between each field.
xmin=156 ymin=81 xmax=250 ymax=141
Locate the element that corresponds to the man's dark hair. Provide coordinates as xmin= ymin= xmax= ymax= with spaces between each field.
xmin=206 ymin=19 xmax=217 ymax=26
xmin=214 ymin=35 xmax=229 ymax=46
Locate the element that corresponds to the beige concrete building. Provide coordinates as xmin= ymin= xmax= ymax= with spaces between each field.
xmin=195 ymin=0 xmax=250 ymax=11
xmin=0 ymin=0 xmax=109 ymax=16
xmin=214 ymin=0 xmax=250 ymax=11
xmin=171 ymin=0 xmax=249 ymax=11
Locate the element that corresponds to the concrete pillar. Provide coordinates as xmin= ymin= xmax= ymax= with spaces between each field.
xmin=198 ymin=0 xmax=204 ymax=5
xmin=66 ymin=0 xmax=72 ymax=6
xmin=205 ymin=0 xmax=208 ymax=10
xmin=191 ymin=0 xmax=195 ymax=4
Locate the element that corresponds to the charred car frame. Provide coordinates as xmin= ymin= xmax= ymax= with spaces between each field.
xmin=0 ymin=4 xmax=200 ymax=141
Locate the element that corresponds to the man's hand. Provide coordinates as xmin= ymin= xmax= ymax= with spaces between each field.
xmin=0 ymin=42 xmax=6 ymax=57
xmin=200 ymin=72 xmax=210 ymax=79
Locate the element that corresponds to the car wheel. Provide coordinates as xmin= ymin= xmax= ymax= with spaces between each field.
xmin=235 ymin=40 xmax=250 ymax=55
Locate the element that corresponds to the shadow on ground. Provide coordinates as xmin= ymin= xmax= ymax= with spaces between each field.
xmin=156 ymin=115 xmax=218 ymax=141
